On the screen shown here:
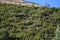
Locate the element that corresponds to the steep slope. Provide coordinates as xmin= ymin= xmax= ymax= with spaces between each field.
xmin=0 ymin=3 xmax=60 ymax=40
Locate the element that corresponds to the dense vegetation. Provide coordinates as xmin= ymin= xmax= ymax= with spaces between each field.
xmin=0 ymin=3 xmax=60 ymax=40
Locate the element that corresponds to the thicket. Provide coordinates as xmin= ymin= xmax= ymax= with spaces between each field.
xmin=0 ymin=3 xmax=60 ymax=40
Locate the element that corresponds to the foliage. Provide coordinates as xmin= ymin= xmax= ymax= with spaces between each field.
xmin=53 ymin=25 xmax=60 ymax=40
xmin=0 ymin=3 xmax=60 ymax=40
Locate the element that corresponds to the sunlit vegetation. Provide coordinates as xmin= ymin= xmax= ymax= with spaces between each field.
xmin=0 ymin=3 xmax=60 ymax=40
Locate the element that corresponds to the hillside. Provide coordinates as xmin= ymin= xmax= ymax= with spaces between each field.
xmin=0 ymin=3 xmax=60 ymax=40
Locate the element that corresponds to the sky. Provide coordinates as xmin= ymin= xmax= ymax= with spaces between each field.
xmin=25 ymin=0 xmax=60 ymax=7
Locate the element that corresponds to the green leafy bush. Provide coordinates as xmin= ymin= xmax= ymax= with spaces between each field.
xmin=0 ymin=3 xmax=60 ymax=40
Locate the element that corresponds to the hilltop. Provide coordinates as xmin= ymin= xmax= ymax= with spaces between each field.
xmin=0 ymin=0 xmax=41 ymax=7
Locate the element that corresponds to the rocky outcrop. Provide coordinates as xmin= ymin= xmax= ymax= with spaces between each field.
xmin=0 ymin=0 xmax=41 ymax=7
xmin=0 ymin=0 xmax=24 ymax=3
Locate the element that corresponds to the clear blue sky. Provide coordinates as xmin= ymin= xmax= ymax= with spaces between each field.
xmin=25 ymin=0 xmax=60 ymax=7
